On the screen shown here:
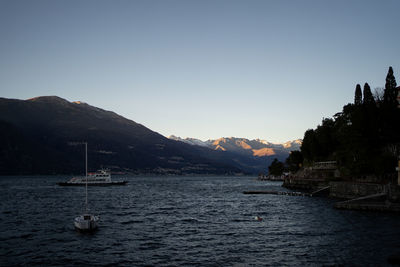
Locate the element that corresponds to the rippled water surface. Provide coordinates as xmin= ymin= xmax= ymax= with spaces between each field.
xmin=1 ymin=175 xmax=399 ymax=266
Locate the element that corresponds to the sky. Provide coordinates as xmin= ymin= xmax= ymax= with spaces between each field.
xmin=0 ymin=0 xmax=399 ymax=143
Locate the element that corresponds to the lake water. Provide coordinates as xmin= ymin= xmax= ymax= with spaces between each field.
xmin=0 ymin=175 xmax=399 ymax=266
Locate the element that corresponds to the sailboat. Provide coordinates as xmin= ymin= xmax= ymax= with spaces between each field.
xmin=72 ymin=142 xmax=99 ymax=232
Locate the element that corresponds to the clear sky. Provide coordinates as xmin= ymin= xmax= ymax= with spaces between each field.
xmin=1 ymin=0 xmax=399 ymax=143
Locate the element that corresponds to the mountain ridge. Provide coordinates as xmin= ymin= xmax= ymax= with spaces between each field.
xmin=168 ymin=135 xmax=301 ymax=157
xmin=0 ymin=96 xmax=243 ymax=175
xmin=169 ymin=135 xmax=302 ymax=173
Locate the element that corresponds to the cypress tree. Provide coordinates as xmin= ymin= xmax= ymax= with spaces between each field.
xmin=354 ymin=84 xmax=362 ymax=105
xmin=363 ymin=83 xmax=375 ymax=105
xmin=383 ymin=66 xmax=397 ymax=105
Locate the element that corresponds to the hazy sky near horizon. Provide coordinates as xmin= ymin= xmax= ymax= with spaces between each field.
xmin=1 ymin=0 xmax=399 ymax=143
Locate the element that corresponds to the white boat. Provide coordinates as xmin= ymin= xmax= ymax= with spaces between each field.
xmin=58 ymin=169 xmax=127 ymax=186
xmin=74 ymin=214 xmax=99 ymax=232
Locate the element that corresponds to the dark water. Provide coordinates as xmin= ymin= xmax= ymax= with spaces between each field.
xmin=0 ymin=176 xmax=399 ymax=266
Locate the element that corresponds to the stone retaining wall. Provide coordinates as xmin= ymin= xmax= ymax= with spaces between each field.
xmin=329 ymin=182 xmax=386 ymax=199
xmin=283 ymin=178 xmax=327 ymax=191
xmin=284 ymin=177 xmax=400 ymax=202
xmin=388 ymin=185 xmax=400 ymax=203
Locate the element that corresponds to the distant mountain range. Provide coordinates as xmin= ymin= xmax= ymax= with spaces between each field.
xmin=169 ymin=135 xmax=302 ymax=173
xmin=169 ymin=135 xmax=301 ymax=155
xmin=0 ymin=96 xmax=301 ymax=175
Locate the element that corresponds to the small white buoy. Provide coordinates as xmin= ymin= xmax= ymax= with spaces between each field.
xmin=254 ymin=216 xmax=263 ymax=221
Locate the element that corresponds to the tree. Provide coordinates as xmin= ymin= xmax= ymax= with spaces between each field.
xmin=268 ymin=158 xmax=284 ymax=176
xmin=354 ymin=84 xmax=362 ymax=105
xmin=286 ymin=150 xmax=303 ymax=172
xmin=383 ymin=66 xmax=397 ymax=105
xmin=363 ymin=83 xmax=375 ymax=105
xmin=300 ymin=118 xmax=336 ymax=164
xmin=297 ymin=67 xmax=399 ymax=181
xmin=301 ymin=129 xmax=317 ymax=162
xmin=373 ymin=87 xmax=384 ymax=103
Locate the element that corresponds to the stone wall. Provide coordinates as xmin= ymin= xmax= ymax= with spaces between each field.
xmin=329 ymin=182 xmax=386 ymax=199
xmin=388 ymin=184 xmax=400 ymax=203
xmin=283 ymin=177 xmax=327 ymax=191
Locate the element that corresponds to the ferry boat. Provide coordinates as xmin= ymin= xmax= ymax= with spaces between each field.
xmin=58 ymin=169 xmax=128 ymax=186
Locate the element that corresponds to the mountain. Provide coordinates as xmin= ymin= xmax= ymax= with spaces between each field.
xmin=168 ymin=136 xmax=301 ymax=152
xmin=208 ymin=137 xmax=301 ymax=156
xmin=0 ymin=96 xmax=243 ymax=175
xmin=168 ymin=136 xmax=302 ymax=173
xmin=168 ymin=135 xmax=211 ymax=147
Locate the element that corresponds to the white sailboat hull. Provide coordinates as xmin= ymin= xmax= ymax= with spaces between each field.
xmin=74 ymin=214 xmax=99 ymax=232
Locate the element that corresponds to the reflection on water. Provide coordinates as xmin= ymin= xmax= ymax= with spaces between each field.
xmin=0 ymin=176 xmax=399 ymax=266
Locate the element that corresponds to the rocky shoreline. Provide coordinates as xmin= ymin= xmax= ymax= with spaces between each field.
xmin=282 ymin=165 xmax=400 ymax=212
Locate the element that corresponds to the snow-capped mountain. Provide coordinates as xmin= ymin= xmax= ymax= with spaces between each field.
xmin=168 ymin=136 xmax=301 ymax=156
xmin=168 ymin=135 xmax=211 ymax=147
xmin=169 ymin=135 xmax=302 ymax=173
xmin=168 ymin=135 xmax=302 ymax=173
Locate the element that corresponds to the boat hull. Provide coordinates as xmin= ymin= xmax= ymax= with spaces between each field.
xmin=74 ymin=214 xmax=99 ymax=232
xmin=58 ymin=181 xmax=128 ymax=186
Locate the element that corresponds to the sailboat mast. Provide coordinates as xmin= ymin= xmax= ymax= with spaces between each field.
xmin=85 ymin=142 xmax=88 ymax=212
